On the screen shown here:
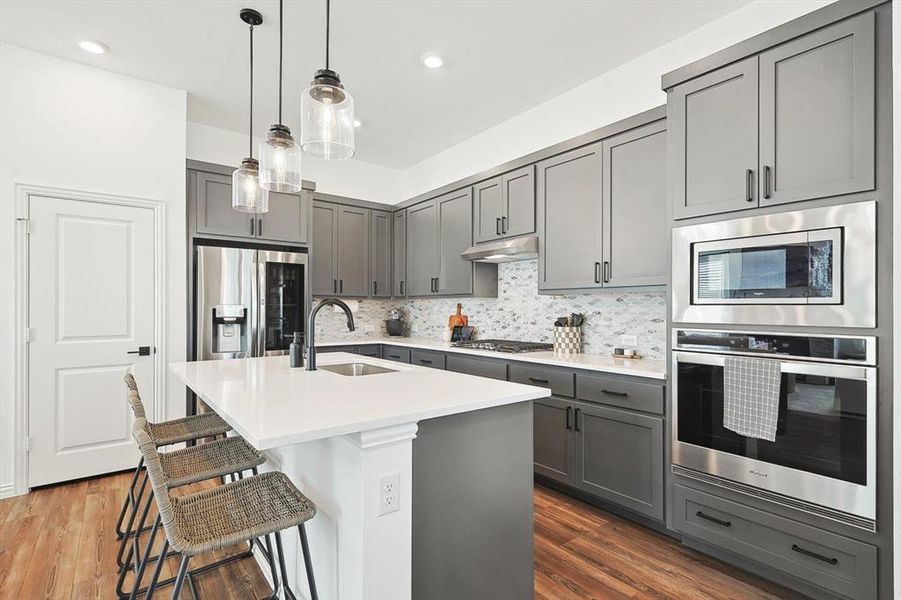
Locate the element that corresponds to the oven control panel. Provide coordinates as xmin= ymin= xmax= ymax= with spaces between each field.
xmin=674 ymin=329 xmax=875 ymax=365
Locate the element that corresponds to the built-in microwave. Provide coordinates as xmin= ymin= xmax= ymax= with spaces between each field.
xmin=672 ymin=201 xmax=875 ymax=327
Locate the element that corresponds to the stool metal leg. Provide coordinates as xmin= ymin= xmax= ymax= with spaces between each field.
xmin=262 ymin=533 xmax=281 ymax=598
xmin=115 ymin=457 xmax=144 ymax=539
xmin=129 ymin=515 xmax=160 ymax=600
xmin=274 ymin=531 xmax=291 ymax=599
xmin=116 ymin=470 xmax=149 ymax=568
xmin=117 ymin=483 xmax=154 ymax=573
xmin=144 ymin=538 xmax=169 ymax=600
xmin=298 ymin=524 xmax=319 ymax=600
xmin=171 ymin=555 xmax=191 ymax=600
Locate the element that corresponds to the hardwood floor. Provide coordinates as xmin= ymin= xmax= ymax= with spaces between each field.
xmin=0 ymin=472 xmax=806 ymax=599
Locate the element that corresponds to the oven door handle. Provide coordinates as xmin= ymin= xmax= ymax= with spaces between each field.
xmin=673 ymin=351 xmax=873 ymax=381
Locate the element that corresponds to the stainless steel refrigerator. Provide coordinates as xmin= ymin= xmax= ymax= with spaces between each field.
xmin=193 ymin=244 xmax=309 ymax=361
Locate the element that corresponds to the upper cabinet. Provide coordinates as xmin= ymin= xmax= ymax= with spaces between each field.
xmin=311 ymin=200 xmax=371 ymax=298
xmin=259 ymin=191 xmax=309 ymax=244
xmin=473 ymin=166 xmax=536 ymax=243
xmin=670 ymin=11 xmax=875 ymax=219
xmin=393 ymin=211 xmax=406 ymax=297
xmin=370 ymin=210 xmax=392 ymax=298
xmin=311 ymin=201 xmax=339 ymax=296
xmin=405 ymin=200 xmax=439 ymax=297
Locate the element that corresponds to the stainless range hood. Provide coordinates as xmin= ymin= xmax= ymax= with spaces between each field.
xmin=462 ymin=235 xmax=538 ymax=263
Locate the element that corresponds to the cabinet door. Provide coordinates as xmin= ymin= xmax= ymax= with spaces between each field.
xmin=602 ymin=120 xmax=667 ymax=287
xmin=670 ymin=57 xmax=758 ymax=219
xmin=370 ymin=211 xmax=391 ymax=298
xmin=573 ymin=402 xmax=663 ymax=520
xmin=502 ymin=166 xmax=535 ymax=238
xmin=336 ymin=206 xmax=370 ymax=297
xmin=436 ymin=189 xmax=474 ymax=295
xmin=473 ymin=177 xmax=503 ymax=243
xmin=258 ymin=191 xmax=308 ymax=244
xmin=405 ymin=200 xmax=438 ymax=297
xmin=537 ymin=143 xmax=603 ymax=291
xmin=759 ymin=12 xmax=875 ymax=206
xmin=194 ymin=171 xmax=255 ymax=238
xmin=534 ymin=397 xmax=574 ymax=485
xmin=311 ymin=201 xmax=338 ymax=295
xmin=393 ymin=211 xmax=406 ymax=297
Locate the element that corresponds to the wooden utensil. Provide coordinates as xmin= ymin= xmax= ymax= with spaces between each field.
xmin=448 ymin=303 xmax=468 ymax=328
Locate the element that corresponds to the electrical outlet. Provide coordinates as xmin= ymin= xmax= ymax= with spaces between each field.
xmin=378 ymin=473 xmax=400 ymax=516
xmin=621 ymin=334 xmax=638 ymax=347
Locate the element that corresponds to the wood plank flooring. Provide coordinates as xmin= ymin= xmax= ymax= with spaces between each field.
xmin=0 ymin=472 xmax=806 ymax=599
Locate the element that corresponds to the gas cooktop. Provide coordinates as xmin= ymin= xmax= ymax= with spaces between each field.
xmin=451 ymin=339 xmax=553 ymax=353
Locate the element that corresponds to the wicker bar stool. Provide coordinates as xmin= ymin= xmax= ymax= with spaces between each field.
xmin=118 ymin=418 xmax=267 ymax=600
xmin=132 ymin=420 xmax=320 ymax=600
xmin=116 ymin=373 xmax=232 ymax=541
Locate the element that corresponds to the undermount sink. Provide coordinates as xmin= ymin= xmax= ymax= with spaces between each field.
xmin=319 ymin=362 xmax=397 ymax=377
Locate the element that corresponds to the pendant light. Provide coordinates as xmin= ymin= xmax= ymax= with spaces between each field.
xmin=259 ymin=0 xmax=302 ymax=192
xmin=300 ymin=0 xmax=355 ymax=160
xmin=233 ymin=8 xmax=269 ymax=213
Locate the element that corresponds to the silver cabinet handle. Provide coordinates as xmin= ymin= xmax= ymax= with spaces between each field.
xmin=746 ymin=169 xmax=754 ymax=202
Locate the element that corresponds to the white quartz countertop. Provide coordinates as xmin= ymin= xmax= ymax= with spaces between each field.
xmin=170 ymin=352 xmax=550 ymax=450
xmin=318 ymin=337 xmax=667 ymax=380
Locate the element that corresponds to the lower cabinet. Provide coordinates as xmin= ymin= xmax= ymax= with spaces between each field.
xmin=533 ymin=396 xmax=575 ymax=485
xmin=411 ymin=349 xmax=446 ymax=369
xmin=446 ymin=354 xmax=507 ymax=380
xmin=382 ymin=345 xmax=411 ymax=363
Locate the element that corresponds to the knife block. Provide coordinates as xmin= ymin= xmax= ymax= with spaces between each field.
xmin=553 ymin=326 xmax=583 ymax=354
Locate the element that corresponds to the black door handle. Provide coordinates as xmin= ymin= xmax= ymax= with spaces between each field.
xmin=501 ymin=216 xmax=507 ymax=234
xmin=333 ymin=279 xmax=337 ymax=293
xmin=594 ymin=262 xmax=601 ymax=284
xmin=746 ymin=169 xmax=754 ymax=202
xmin=339 ymin=279 xmax=343 ymax=294
xmin=603 ymin=261 xmax=610 ymax=284
xmin=257 ymin=218 xmax=263 ymax=236
xmin=573 ymin=408 xmax=581 ymax=432
xmin=791 ymin=544 xmax=838 ymax=565
xmin=400 ymin=281 xmax=404 ymax=295
xmin=696 ymin=511 xmax=732 ymax=528
xmin=434 ymin=277 xmax=439 ymax=293
xmin=127 ymin=346 xmax=153 ymax=356
xmin=250 ymin=218 xmax=255 ymax=236
xmin=388 ymin=354 xmax=401 ymax=359
xmin=565 ymin=406 xmax=572 ymax=430
xmin=528 ymin=377 xmax=550 ymax=384
xmin=496 ymin=217 xmax=501 ymax=236
xmin=601 ymin=389 xmax=629 ymax=397
xmin=373 ymin=281 xmax=377 ymax=295
xmin=419 ymin=359 xmax=433 ymax=364
xmin=763 ymin=165 xmax=772 ymax=199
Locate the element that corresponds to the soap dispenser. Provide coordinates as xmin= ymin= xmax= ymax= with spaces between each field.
xmin=289 ymin=332 xmax=304 ymax=368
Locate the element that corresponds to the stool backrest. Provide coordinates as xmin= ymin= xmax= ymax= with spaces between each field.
xmin=132 ymin=418 xmax=184 ymax=547
xmin=123 ymin=373 xmax=146 ymax=419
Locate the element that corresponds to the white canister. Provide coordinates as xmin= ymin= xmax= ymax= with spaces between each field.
xmin=553 ymin=326 xmax=583 ymax=354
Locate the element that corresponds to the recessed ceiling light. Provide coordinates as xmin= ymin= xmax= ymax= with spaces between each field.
xmin=421 ymin=52 xmax=443 ymax=69
xmin=78 ymin=40 xmax=108 ymax=55
xmin=353 ymin=119 xmax=362 ymax=128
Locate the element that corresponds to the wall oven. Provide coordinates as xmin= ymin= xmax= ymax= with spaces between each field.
xmin=672 ymin=201 xmax=875 ymax=327
xmin=672 ymin=329 xmax=876 ymax=530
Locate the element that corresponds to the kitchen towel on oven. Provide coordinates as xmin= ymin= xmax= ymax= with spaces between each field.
xmin=723 ymin=357 xmax=781 ymax=442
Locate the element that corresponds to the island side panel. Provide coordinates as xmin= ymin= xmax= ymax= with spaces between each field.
xmin=412 ymin=400 xmax=534 ymax=600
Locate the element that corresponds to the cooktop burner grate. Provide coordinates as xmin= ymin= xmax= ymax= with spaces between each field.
xmin=452 ymin=339 xmax=554 ymax=353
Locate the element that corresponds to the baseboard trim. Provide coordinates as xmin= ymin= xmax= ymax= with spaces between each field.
xmin=0 ymin=483 xmax=19 ymax=499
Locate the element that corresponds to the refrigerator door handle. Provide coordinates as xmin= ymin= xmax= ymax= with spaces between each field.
xmin=256 ymin=252 xmax=267 ymax=357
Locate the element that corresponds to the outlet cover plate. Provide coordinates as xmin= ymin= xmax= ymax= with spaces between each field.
xmin=621 ymin=334 xmax=638 ymax=347
xmin=378 ymin=473 xmax=400 ymax=516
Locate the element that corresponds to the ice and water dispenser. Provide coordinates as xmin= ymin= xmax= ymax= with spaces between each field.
xmin=212 ymin=305 xmax=247 ymax=354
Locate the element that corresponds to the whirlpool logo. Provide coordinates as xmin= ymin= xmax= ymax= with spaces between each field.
xmin=749 ymin=469 xmax=769 ymax=478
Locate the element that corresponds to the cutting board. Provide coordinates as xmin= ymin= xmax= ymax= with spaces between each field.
xmin=448 ymin=303 xmax=468 ymax=328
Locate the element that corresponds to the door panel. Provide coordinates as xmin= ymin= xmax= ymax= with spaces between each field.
xmin=259 ymin=191 xmax=308 ymax=244
xmin=371 ymin=211 xmax=391 ymax=297
xmin=759 ymin=12 xmax=875 ymax=206
xmin=393 ymin=211 xmax=406 ymax=297
xmin=311 ymin=201 xmax=338 ymax=295
xmin=28 ymin=195 xmax=155 ymax=486
xmin=537 ymin=143 xmax=603 ymax=291
xmin=534 ymin=397 xmax=574 ymax=484
xmin=671 ymin=57 xmax=758 ymax=219
xmin=502 ymin=166 xmax=536 ymax=238
xmin=437 ymin=189 xmax=474 ymax=295
xmin=406 ymin=200 xmax=438 ymax=296
xmin=336 ymin=206 xmax=370 ymax=297
xmin=194 ymin=171 xmax=254 ymax=237
xmin=473 ymin=177 xmax=503 ymax=243
xmin=602 ymin=120 xmax=667 ymax=287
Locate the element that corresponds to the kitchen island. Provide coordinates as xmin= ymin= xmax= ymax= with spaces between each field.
xmin=170 ymin=352 xmax=550 ymax=600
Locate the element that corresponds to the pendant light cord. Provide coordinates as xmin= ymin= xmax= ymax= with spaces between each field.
xmin=249 ymin=22 xmax=254 ymax=157
xmin=325 ymin=0 xmax=330 ymax=70
xmin=278 ymin=0 xmax=283 ymax=124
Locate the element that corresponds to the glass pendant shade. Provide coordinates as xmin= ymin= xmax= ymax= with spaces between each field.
xmin=301 ymin=69 xmax=355 ymax=160
xmin=259 ymin=124 xmax=302 ymax=192
xmin=232 ymin=158 xmax=269 ymax=213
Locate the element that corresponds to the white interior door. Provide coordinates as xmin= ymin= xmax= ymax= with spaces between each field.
xmin=28 ymin=194 xmax=157 ymax=487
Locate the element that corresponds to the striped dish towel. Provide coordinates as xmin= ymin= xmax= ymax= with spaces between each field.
xmin=723 ymin=357 xmax=781 ymax=442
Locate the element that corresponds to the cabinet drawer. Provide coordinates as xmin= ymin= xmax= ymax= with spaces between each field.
xmin=673 ymin=485 xmax=877 ymax=600
xmin=446 ymin=355 xmax=507 ymax=380
xmin=382 ymin=346 xmax=411 ymax=363
xmin=411 ymin=349 xmax=446 ymax=369
xmin=355 ymin=344 xmax=381 ymax=358
xmin=509 ymin=364 xmax=574 ymax=398
xmin=576 ymin=373 xmax=664 ymax=414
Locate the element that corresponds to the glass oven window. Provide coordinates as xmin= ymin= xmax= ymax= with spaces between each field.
xmin=264 ymin=262 xmax=305 ymax=353
xmin=677 ymin=362 xmax=867 ymax=485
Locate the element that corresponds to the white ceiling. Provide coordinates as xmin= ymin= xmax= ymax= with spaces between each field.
xmin=0 ymin=0 xmax=751 ymax=169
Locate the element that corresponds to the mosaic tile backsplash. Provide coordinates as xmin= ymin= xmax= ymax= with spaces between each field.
xmin=314 ymin=260 xmax=667 ymax=359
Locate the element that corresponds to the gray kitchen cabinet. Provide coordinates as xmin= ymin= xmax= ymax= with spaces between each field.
xmin=411 ymin=349 xmax=446 ymax=370
xmin=258 ymin=191 xmax=309 ymax=244
xmin=446 ymin=354 xmax=507 ymax=380
xmin=573 ymin=401 xmax=664 ymax=521
xmin=537 ymin=142 xmax=604 ymax=291
xmin=393 ymin=210 xmax=406 ymax=297
xmin=601 ymin=119 xmax=667 ymax=287
xmin=382 ymin=345 xmax=411 ymax=363
xmin=370 ymin=210 xmax=391 ymax=298
xmin=405 ymin=200 xmax=438 ymax=297
xmin=194 ymin=171 xmax=258 ymax=238
xmin=336 ymin=205 xmax=370 ymax=297
xmin=473 ymin=176 xmax=504 ymax=243
xmin=533 ymin=396 xmax=574 ymax=485
xmin=311 ymin=201 xmax=339 ymax=296
xmin=355 ymin=344 xmax=381 ymax=358
xmin=758 ymin=12 xmax=875 ymax=207
xmin=670 ymin=57 xmax=758 ymax=220
xmin=473 ymin=166 xmax=536 ymax=244
xmin=436 ymin=188 xmax=475 ymax=295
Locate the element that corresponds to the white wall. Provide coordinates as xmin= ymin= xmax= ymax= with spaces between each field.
xmin=399 ymin=0 xmax=833 ymax=200
xmin=187 ymin=121 xmax=404 ymax=204
xmin=0 ymin=43 xmax=187 ymax=494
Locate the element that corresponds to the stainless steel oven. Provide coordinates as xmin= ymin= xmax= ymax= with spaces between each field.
xmin=672 ymin=201 xmax=875 ymax=327
xmin=672 ymin=329 xmax=876 ymax=529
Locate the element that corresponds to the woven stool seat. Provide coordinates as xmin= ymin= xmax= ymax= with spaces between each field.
xmin=148 ymin=412 xmax=231 ymax=446
xmin=160 ymin=436 xmax=265 ymax=488
xmin=168 ymin=471 xmax=316 ymax=556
